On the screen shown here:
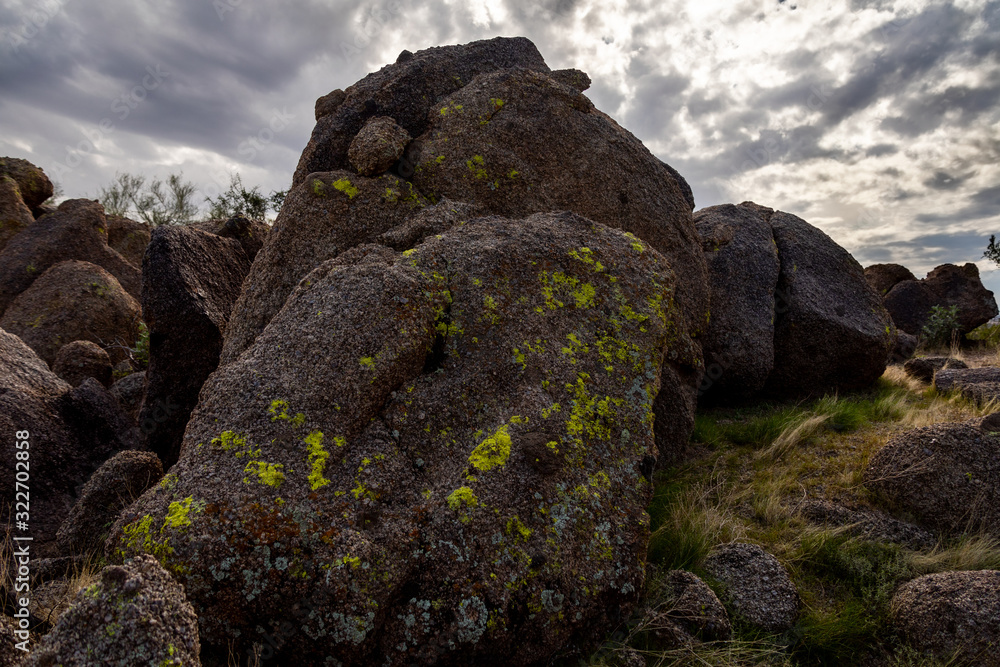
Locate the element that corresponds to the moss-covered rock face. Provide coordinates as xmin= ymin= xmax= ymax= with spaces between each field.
xmin=24 ymin=555 xmax=200 ymax=667
xmin=110 ymin=211 xmax=690 ymax=666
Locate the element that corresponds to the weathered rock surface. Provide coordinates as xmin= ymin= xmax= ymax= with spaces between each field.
xmin=106 ymin=215 xmax=151 ymax=269
xmin=295 ymin=36 xmax=550 ymax=186
xmin=110 ymin=370 xmax=146 ymax=421
xmin=191 ymin=214 xmax=270 ymax=262
xmin=0 ymin=199 xmax=140 ymax=317
xmin=884 ymin=263 xmax=998 ymax=337
xmin=0 ymin=614 xmax=27 ymax=666
xmin=703 ymin=543 xmax=800 ymax=632
xmin=0 ymin=260 xmax=141 ymax=366
xmin=349 ymin=116 xmax=412 ymax=176
xmin=56 ymin=450 xmax=163 ymax=557
xmin=220 ymin=171 xmax=428 ymax=363
xmin=111 ymin=211 xmax=692 ymax=665
xmin=863 ymin=420 xmax=1000 ymax=536
xmin=654 ymin=569 xmax=731 ymax=642
xmin=903 ymin=356 xmax=968 ymax=383
xmin=52 ymin=340 xmax=113 ymax=388
xmin=765 ymin=210 xmax=894 ymax=397
xmin=864 ymin=263 xmax=916 ymax=296
xmin=140 ymin=226 xmax=251 ymax=466
xmin=889 ymin=330 xmax=918 ymax=364
xmin=891 ymin=570 xmax=1000 ymax=666
xmin=24 ymin=555 xmax=201 ymax=667
xmin=933 ymin=366 xmax=1000 ymax=394
xmin=0 ymin=331 xmax=136 ymax=555
xmin=694 ymin=202 xmax=779 ymax=403
xmin=0 ymin=156 xmax=53 ymax=212
xmin=0 ymin=174 xmax=35 ymax=252
xmin=408 ymin=66 xmax=706 ymax=338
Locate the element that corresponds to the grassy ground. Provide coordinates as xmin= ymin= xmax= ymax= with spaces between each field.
xmin=587 ymin=348 xmax=1000 ymax=667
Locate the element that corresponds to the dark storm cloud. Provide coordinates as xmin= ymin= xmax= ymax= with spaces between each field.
xmin=924 ymin=170 xmax=977 ymax=191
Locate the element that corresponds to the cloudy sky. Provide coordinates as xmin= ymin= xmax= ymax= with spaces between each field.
xmin=1 ymin=0 xmax=998 ymax=291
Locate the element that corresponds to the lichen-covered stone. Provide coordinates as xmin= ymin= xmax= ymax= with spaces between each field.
xmin=864 ymin=420 xmax=1000 ymax=537
xmin=891 ymin=570 xmax=1000 ymax=666
xmin=52 ymin=340 xmax=114 ymax=388
xmin=0 ymin=199 xmax=140 ymax=318
xmin=110 ymin=211 xmax=691 ymax=665
xmin=348 ymin=116 xmax=412 ymax=176
xmin=24 ymin=555 xmax=200 ymax=667
xmin=0 ymin=174 xmax=35 ymax=253
xmin=703 ymin=542 xmax=800 ymax=632
xmin=57 ymin=450 xmax=163 ymax=556
xmin=0 ymin=260 xmax=141 ymax=366
xmin=221 ymin=171 xmax=429 ymax=364
xmin=694 ymin=202 xmax=779 ymax=404
xmin=0 ymin=156 xmax=53 ymax=211
xmin=140 ymin=226 xmax=250 ymax=466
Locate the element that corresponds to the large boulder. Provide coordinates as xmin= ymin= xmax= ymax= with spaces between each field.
xmin=864 ymin=263 xmax=916 ymax=296
xmin=765 ymin=209 xmax=895 ymax=396
xmin=890 ymin=570 xmax=1000 ymax=666
xmin=0 ymin=157 xmax=53 ymax=212
xmin=693 ymin=202 xmax=779 ymax=403
xmin=0 ymin=260 xmax=141 ymax=366
xmin=702 ymin=542 xmax=800 ymax=633
xmin=110 ymin=211 xmax=692 ymax=665
xmin=294 ymin=36 xmax=550 ymax=186
xmin=56 ymin=450 xmax=163 ymax=557
xmin=140 ymin=226 xmax=251 ymax=466
xmin=24 ymin=555 xmax=201 ymax=667
xmin=0 ymin=331 xmax=137 ymax=556
xmin=191 ymin=214 xmax=270 ymax=262
xmin=407 ymin=66 xmax=706 ymax=338
xmin=884 ymin=263 xmax=998 ymax=337
xmin=106 ymin=215 xmax=151 ymax=269
xmin=0 ymin=199 xmax=141 ymax=317
xmin=51 ymin=340 xmax=114 ymax=388
xmin=0 ymin=175 xmax=35 ymax=253
xmin=863 ymin=420 xmax=1000 ymax=537
xmin=220 ymin=172 xmax=430 ymax=364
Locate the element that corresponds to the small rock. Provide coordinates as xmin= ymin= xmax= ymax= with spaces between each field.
xmin=703 ymin=543 xmax=800 ymax=632
xmin=348 ymin=116 xmax=412 ymax=176
xmin=903 ymin=356 xmax=967 ymax=383
xmin=52 ymin=340 xmax=113 ymax=388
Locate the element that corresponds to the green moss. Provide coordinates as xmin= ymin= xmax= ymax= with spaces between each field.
xmin=210 ymin=430 xmax=246 ymax=451
xmin=332 ymin=178 xmax=359 ymax=199
xmin=359 ymin=356 xmax=375 ymax=370
xmin=268 ymin=400 xmax=305 ymax=427
xmin=312 ymin=179 xmax=326 ymax=197
xmin=469 ymin=424 xmax=512 ymax=472
xmin=466 ymin=154 xmax=488 ymax=180
xmin=447 ymin=486 xmax=479 ymax=510
xmin=304 ymin=430 xmax=331 ymax=490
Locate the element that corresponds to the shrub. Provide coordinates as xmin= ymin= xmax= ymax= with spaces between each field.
xmin=921 ymin=304 xmax=960 ymax=347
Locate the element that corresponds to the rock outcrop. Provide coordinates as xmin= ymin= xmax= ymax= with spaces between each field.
xmin=0 ymin=260 xmax=141 ymax=365
xmin=703 ymin=542 xmax=800 ymax=632
xmin=694 ymin=202 xmax=894 ymax=402
xmin=883 ymin=263 xmax=998 ymax=337
xmin=0 ymin=199 xmax=140 ymax=317
xmin=191 ymin=214 xmax=270 ymax=262
xmin=890 ymin=570 xmax=1000 ymax=666
xmin=24 ymin=555 xmax=201 ymax=667
xmin=864 ymin=263 xmax=916 ymax=296
xmin=139 ymin=226 xmax=251 ymax=466
xmin=111 ymin=211 xmax=692 ymax=665
xmin=0 ymin=330 xmax=137 ymax=555
xmin=934 ymin=366 xmax=1000 ymax=404
xmin=52 ymin=340 xmax=114 ymax=388
xmin=694 ymin=203 xmax=779 ymax=403
xmin=863 ymin=419 xmax=1000 ymax=537
xmin=0 ymin=175 xmax=35 ymax=252
xmin=902 ymin=356 xmax=967 ymax=383
xmin=0 ymin=156 xmax=53 ymax=213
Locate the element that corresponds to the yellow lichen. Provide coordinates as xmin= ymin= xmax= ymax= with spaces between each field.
xmin=304 ymin=430 xmax=330 ymax=490
xmin=447 ymin=486 xmax=479 ymax=510
xmin=243 ymin=461 xmax=285 ymax=488
xmin=332 ymin=178 xmax=359 ymax=199
xmin=469 ymin=424 xmax=512 ymax=472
